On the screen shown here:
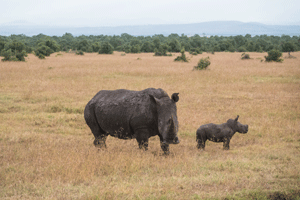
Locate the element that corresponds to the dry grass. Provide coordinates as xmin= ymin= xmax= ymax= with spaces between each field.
xmin=0 ymin=51 xmax=299 ymax=199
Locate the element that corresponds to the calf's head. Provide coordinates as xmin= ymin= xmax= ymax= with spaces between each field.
xmin=227 ymin=115 xmax=248 ymax=134
xmin=150 ymin=93 xmax=180 ymax=144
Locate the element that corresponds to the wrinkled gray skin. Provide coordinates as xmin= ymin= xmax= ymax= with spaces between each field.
xmin=196 ymin=115 xmax=248 ymax=150
xmin=84 ymin=88 xmax=180 ymax=154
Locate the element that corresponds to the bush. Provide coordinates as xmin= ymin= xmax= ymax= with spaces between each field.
xmin=194 ymin=57 xmax=210 ymax=70
xmin=35 ymin=45 xmax=53 ymax=59
xmin=1 ymin=49 xmax=27 ymax=61
xmin=189 ymin=47 xmax=202 ymax=55
xmin=241 ymin=53 xmax=250 ymax=59
xmin=1 ymin=40 xmax=28 ymax=61
xmin=15 ymin=50 xmax=27 ymax=61
xmin=154 ymin=44 xmax=169 ymax=56
xmin=174 ymin=49 xmax=188 ymax=62
xmin=265 ymin=49 xmax=283 ymax=62
xmin=76 ymin=50 xmax=84 ymax=55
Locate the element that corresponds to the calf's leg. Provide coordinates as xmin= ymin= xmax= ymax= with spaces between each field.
xmin=223 ymin=138 xmax=230 ymax=150
xmin=196 ymin=130 xmax=207 ymax=150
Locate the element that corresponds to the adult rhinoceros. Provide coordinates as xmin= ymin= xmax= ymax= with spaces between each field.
xmin=84 ymin=88 xmax=180 ymax=154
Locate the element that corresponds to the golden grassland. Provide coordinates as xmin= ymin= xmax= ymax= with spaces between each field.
xmin=0 ymin=51 xmax=299 ymax=199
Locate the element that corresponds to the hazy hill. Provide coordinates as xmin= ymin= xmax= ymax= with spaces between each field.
xmin=0 ymin=21 xmax=299 ymax=36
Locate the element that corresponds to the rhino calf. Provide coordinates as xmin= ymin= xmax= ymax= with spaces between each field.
xmin=196 ymin=115 xmax=248 ymax=150
xmin=84 ymin=88 xmax=180 ymax=154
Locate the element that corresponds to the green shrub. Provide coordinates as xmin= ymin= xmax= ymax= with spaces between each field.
xmin=174 ymin=49 xmax=188 ymax=62
xmin=265 ymin=49 xmax=283 ymax=62
xmin=1 ymin=49 xmax=27 ymax=61
xmin=35 ymin=45 xmax=53 ymax=59
xmin=154 ymin=44 xmax=169 ymax=56
xmin=241 ymin=53 xmax=250 ymax=59
xmin=76 ymin=50 xmax=84 ymax=55
xmin=194 ymin=57 xmax=211 ymax=70
xmin=189 ymin=47 xmax=202 ymax=55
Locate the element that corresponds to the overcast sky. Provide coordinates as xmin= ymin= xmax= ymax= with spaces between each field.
xmin=1 ymin=0 xmax=300 ymax=27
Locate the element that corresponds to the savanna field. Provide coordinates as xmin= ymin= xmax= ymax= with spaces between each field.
xmin=0 ymin=51 xmax=299 ymax=199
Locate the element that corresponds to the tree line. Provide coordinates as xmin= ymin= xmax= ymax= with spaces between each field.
xmin=0 ymin=33 xmax=299 ymax=61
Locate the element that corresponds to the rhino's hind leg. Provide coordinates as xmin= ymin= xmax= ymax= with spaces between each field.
xmin=84 ymin=106 xmax=108 ymax=149
xmin=94 ymin=135 xmax=107 ymax=148
xmin=135 ymin=129 xmax=150 ymax=151
xmin=137 ymin=140 xmax=148 ymax=151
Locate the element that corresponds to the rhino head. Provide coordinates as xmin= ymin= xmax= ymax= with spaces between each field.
xmin=227 ymin=115 xmax=248 ymax=134
xmin=150 ymin=93 xmax=180 ymax=144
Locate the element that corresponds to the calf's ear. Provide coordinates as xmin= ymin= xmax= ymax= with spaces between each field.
xmin=235 ymin=115 xmax=239 ymax=122
xmin=171 ymin=93 xmax=179 ymax=102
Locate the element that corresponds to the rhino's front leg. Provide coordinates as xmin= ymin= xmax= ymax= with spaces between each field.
xmin=197 ymin=139 xmax=206 ymax=150
xmin=160 ymin=142 xmax=170 ymax=155
xmin=223 ymin=138 xmax=230 ymax=150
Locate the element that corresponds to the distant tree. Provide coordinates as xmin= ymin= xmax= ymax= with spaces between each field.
xmin=1 ymin=40 xmax=27 ymax=61
xmin=35 ymin=38 xmax=60 ymax=59
xmin=45 ymin=39 xmax=60 ymax=52
xmin=237 ymin=46 xmax=247 ymax=52
xmin=141 ymin=41 xmax=154 ymax=52
xmin=91 ymin=42 xmax=101 ymax=52
xmin=245 ymin=34 xmax=252 ymax=39
xmin=77 ymin=40 xmax=90 ymax=52
xmin=120 ymin=33 xmax=134 ymax=42
xmin=99 ymin=41 xmax=114 ymax=54
xmin=154 ymin=44 xmax=169 ymax=56
xmin=60 ymin=33 xmax=74 ymax=51
xmin=168 ymin=39 xmax=181 ymax=52
xmin=130 ymin=39 xmax=141 ymax=47
xmin=122 ymin=43 xmax=132 ymax=53
xmin=8 ymin=40 xmax=26 ymax=53
xmin=109 ymin=35 xmax=123 ymax=49
xmin=131 ymin=44 xmax=141 ymax=53
xmin=153 ymin=38 xmax=161 ymax=50
xmin=35 ymin=45 xmax=53 ymax=59
xmin=282 ymin=41 xmax=295 ymax=56
xmin=0 ymin=37 xmax=6 ymax=52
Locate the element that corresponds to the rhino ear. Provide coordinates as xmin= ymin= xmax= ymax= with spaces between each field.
xmin=235 ymin=115 xmax=239 ymax=122
xmin=171 ymin=93 xmax=179 ymax=102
